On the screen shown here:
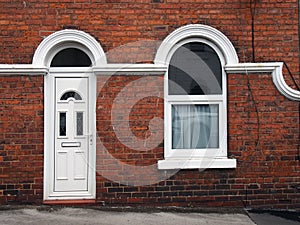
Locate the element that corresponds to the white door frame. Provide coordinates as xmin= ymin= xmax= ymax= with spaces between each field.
xmin=44 ymin=68 xmax=96 ymax=200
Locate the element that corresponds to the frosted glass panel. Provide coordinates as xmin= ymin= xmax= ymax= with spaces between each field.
xmin=77 ymin=112 xmax=83 ymax=136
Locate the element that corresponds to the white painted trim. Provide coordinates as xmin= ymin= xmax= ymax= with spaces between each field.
xmin=93 ymin=64 xmax=167 ymax=75
xmin=225 ymin=62 xmax=281 ymax=73
xmin=46 ymin=193 xmax=95 ymax=200
xmin=0 ymin=64 xmax=167 ymax=76
xmin=0 ymin=64 xmax=48 ymax=75
xmin=225 ymin=62 xmax=300 ymax=101
xmin=33 ymin=29 xmax=107 ymax=67
xmin=49 ymin=67 xmax=93 ymax=75
xmin=43 ymin=73 xmax=55 ymax=201
xmin=89 ymin=74 xmax=97 ymax=201
xmin=158 ymin=158 xmax=237 ymax=169
xmin=154 ymin=24 xmax=239 ymax=65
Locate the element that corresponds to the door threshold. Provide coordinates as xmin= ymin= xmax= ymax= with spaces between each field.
xmin=43 ymin=199 xmax=96 ymax=206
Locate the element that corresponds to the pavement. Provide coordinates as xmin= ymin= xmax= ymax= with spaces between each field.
xmin=247 ymin=209 xmax=300 ymax=225
xmin=0 ymin=206 xmax=299 ymax=225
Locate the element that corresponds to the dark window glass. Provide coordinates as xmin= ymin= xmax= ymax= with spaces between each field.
xmin=60 ymin=91 xmax=82 ymax=101
xmin=51 ymin=48 xmax=92 ymax=67
xmin=59 ymin=112 xmax=66 ymax=136
xmin=168 ymin=42 xmax=222 ymax=95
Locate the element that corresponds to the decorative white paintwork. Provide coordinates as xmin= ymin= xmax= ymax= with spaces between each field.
xmin=93 ymin=64 xmax=167 ymax=75
xmin=158 ymin=158 xmax=237 ymax=170
xmin=32 ymin=29 xmax=107 ymax=67
xmin=0 ymin=64 xmax=48 ymax=75
xmin=154 ymin=24 xmax=239 ymax=65
xmin=225 ymin=62 xmax=300 ymax=101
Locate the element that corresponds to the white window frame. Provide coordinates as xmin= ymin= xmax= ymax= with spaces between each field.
xmin=155 ymin=24 xmax=237 ymax=169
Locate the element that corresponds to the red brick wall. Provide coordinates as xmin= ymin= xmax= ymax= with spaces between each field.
xmin=94 ymin=72 xmax=299 ymax=209
xmin=228 ymin=73 xmax=300 ymax=209
xmin=0 ymin=0 xmax=299 ymax=209
xmin=0 ymin=76 xmax=44 ymax=204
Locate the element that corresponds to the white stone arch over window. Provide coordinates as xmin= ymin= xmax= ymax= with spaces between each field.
xmin=33 ymin=29 xmax=107 ymax=67
xmin=155 ymin=24 xmax=239 ymax=65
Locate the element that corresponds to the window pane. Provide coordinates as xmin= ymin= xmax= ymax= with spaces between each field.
xmin=76 ymin=112 xmax=83 ymax=136
xmin=172 ymin=104 xmax=219 ymax=149
xmin=51 ymin=48 xmax=92 ymax=67
xmin=169 ymin=42 xmax=222 ymax=95
xmin=60 ymin=91 xmax=82 ymax=101
xmin=59 ymin=112 xmax=67 ymax=136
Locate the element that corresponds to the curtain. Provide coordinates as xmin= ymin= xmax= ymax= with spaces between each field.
xmin=172 ymin=104 xmax=219 ymax=149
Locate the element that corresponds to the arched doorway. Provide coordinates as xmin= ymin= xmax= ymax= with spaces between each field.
xmin=33 ymin=29 xmax=106 ymax=200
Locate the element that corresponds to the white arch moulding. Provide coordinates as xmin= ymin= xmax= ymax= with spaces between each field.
xmin=155 ymin=24 xmax=239 ymax=65
xmin=33 ymin=29 xmax=107 ymax=67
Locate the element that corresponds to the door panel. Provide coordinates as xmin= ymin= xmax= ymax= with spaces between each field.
xmin=55 ymin=77 xmax=89 ymax=192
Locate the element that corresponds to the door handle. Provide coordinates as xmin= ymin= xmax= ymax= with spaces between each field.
xmin=89 ymin=134 xmax=93 ymax=145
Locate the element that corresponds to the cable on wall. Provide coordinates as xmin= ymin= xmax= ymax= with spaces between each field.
xmin=249 ymin=0 xmax=300 ymax=162
xmin=282 ymin=62 xmax=300 ymax=162
xmin=248 ymin=0 xmax=260 ymax=149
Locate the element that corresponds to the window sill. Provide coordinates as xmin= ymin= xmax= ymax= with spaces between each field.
xmin=157 ymin=157 xmax=236 ymax=170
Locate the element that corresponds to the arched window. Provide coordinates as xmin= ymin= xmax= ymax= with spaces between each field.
xmin=60 ymin=91 xmax=83 ymax=101
xmin=155 ymin=24 xmax=237 ymax=169
xmin=167 ymin=40 xmax=225 ymax=156
xmin=51 ymin=48 xmax=92 ymax=67
xmin=170 ymin=42 xmax=222 ymax=150
xmin=169 ymin=42 xmax=222 ymax=95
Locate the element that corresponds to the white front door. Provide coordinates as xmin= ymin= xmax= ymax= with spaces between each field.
xmin=55 ymin=77 xmax=89 ymax=192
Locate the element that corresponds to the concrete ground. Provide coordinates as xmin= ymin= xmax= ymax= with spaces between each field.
xmin=0 ymin=207 xmax=254 ymax=225
xmin=0 ymin=206 xmax=299 ymax=225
